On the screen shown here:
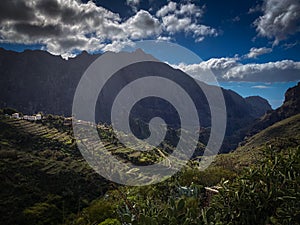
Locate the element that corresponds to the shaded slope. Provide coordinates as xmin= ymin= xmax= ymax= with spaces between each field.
xmin=248 ymin=82 xmax=300 ymax=136
xmin=0 ymin=48 xmax=271 ymax=153
xmin=0 ymin=115 xmax=109 ymax=224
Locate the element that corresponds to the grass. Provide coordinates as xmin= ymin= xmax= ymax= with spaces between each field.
xmin=212 ymin=113 xmax=300 ymax=172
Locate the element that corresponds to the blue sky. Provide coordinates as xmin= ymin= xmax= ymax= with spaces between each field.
xmin=0 ymin=0 xmax=299 ymax=108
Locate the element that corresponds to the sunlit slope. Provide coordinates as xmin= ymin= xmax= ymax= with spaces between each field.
xmin=213 ymin=113 xmax=300 ymax=170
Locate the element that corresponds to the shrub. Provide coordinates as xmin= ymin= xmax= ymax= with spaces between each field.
xmin=205 ymin=146 xmax=300 ymax=225
xmin=23 ymin=202 xmax=61 ymax=225
xmin=99 ymin=218 xmax=121 ymax=225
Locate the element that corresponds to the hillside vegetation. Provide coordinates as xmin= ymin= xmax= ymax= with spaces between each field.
xmin=213 ymin=113 xmax=300 ymax=171
xmin=1 ymin=109 xmax=299 ymax=224
xmin=0 ymin=115 xmax=109 ymax=224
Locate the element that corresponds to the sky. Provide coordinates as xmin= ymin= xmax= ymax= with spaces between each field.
xmin=0 ymin=0 xmax=299 ymax=108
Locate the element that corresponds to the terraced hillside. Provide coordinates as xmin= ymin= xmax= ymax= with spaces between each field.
xmin=4 ymin=117 xmax=74 ymax=146
xmin=0 ymin=113 xmax=205 ymax=223
xmin=0 ymin=115 xmax=109 ymax=224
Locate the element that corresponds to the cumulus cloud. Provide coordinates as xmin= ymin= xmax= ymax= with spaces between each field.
xmin=254 ymin=0 xmax=300 ymax=45
xmin=246 ymin=47 xmax=272 ymax=58
xmin=162 ymin=15 xmax=191 ymax=33
xmin=156 ymin=1 xmax=177 ymax=17
xmin=158 ymin=2 xmax=217 ymax=41
xmin=223 ymin=60 xmax=300 ymax=82
xmin=170 ymin=57 xmax=240 ymax=83
xmin=171 ymin=58 xmax=300 ymax=82
xmin=0 ymin=0 xmax=125 ymax=58
xmin=126 ymin=0 xmax=140 ymax=12
xmin=0 ymin=0 xmax=218 ymax=58
xmin=123 ymin=10 xmax=162 ymax=39
xmin=176 ymin=2 xmax=203 ymax=17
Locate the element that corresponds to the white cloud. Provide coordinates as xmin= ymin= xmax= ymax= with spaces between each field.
xmin=127 ymin=0 xmax=140 ymax=6
xmin=101 ymin=39 xmax=135 ymax=52
xmin=0 ymin=0 xmax=218 ymax=58
xmin=251 ymin=85 xmax=271 ymax=89
xmin=162 ymin=15 xmax=191 ymax=33
xmin=156 ymin=1 xmax=177 ymax=17
xmin=232 ymin=16 xmax=240 ymax=22
xmin=159 ymin=2 xmax=217 ymax=41
xmin=185 ymin=23 xmax=218 ymax=38
xmin=246 ymin=47 xmax=272 ymax=58
xmin=176 ymin=3 xmax=203 ymax=17
xmin=157 ymin=36 xmax=172 ymax=41
xmin=126 ymin=0 xmax=141 ymax=12
xmin=223 ymin=60 xmax=300 ymax=82
xmin=170 ymin=58 xmax=300 ymax=82
xmin=123 ymin=10 xmax=162 ymax=39
xmin=169 ymin=57 xmax=240 ymax=83
xmin=0 ymin=0 xmax=125 ymax=58
xmin=254 ymin=0 xmax=300 ymax=45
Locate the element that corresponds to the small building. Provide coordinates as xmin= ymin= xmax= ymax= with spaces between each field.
xmin=23 ymin=115 xmax=29 ymax=120
xmin=12 ymin=113 xmax=20 ymax=119
xmin=27 ymin=115 xmax=37 ymax=121
xmin=35 ymin=114 xmax=42 ymax=120
xmin=63 ymin=117 xmax=73 ymax=126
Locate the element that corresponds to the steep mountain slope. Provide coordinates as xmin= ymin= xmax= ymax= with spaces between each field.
xmin=0 ymin=48 xmax=99 ymax=116
xmin=245 ymin=96 xmax=272 ymax=118
xmin=239 ymin=113 xmax=300 ymax=152
xmin=0 ymin=48 xmax=271 ymax=153
xmin=248 ymin=82 xmax=300 ymax=136
xmin=214 ymin=113 xmax=300 ymax=170
xmin=213 ymin=82 xmax=300 ymax=168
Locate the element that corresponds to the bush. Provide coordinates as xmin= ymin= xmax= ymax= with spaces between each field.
xmin=205 ymin=146 xmax=300 ymax=225
xmin=99 ymin=218 xmax=121 ymax=225
xmin=23 ymin=202 xmax=61 ymax=225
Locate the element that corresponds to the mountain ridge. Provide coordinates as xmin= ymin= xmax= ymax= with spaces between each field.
xmin=0 ymin=48 xmax=272 ymax=152
xmin=246 ymin=82 xmax=300 ymax=137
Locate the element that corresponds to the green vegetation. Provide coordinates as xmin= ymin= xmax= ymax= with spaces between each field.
xmin=206 ymin=146 xmax=300 ymax=225
xmin=1 ymin=110 xmax=299 ymax=224
xmin=66 ymin=144 xmax=299 ymax=225
xmin=0 ymin=115 xmax=110 ymax=224
xmin=213 ymin=114 xmax=300 ymax=171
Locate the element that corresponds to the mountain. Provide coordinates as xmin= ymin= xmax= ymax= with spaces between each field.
xmin=0 ymin=48 xmax=271 ymax=152
xmin=0 ymin=48 xmax=99 ymax=115
xmin=213 ymin=113 xmax=300 ymax=172
xmin=245 ymin=96 xmax=272 ymax=118
xmin=212 ymin=82 xmax=300 ymax=169
xmin=247 ymin=82 xmax=300 ymax=136
xmin=239 ymin=113 xmax=300 ymax=152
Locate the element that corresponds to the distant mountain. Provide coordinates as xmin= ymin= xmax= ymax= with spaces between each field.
xmin=247 ymin=82 xmax=300 ymax=136
xmin=213 ymin=84 xmax=300 ymax=168
xmin=245 ymin=96 xmax=272 ymax=118
xmin=0 ymin=48 xmax=271 ymax=152
xmin=0 ymin=48 xmax=99 ymax=115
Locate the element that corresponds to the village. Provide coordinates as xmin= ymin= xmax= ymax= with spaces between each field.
xmin=11 ymin=112 xmax=42 ymax=121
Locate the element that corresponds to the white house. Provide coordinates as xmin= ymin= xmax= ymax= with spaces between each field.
xmin=12 ymin=113 xmax=20 ymax=119
xmin=35 ymin=114 xmax=42 ymax=120
xmin=27 ymin=116 xmax=37 ymax=121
